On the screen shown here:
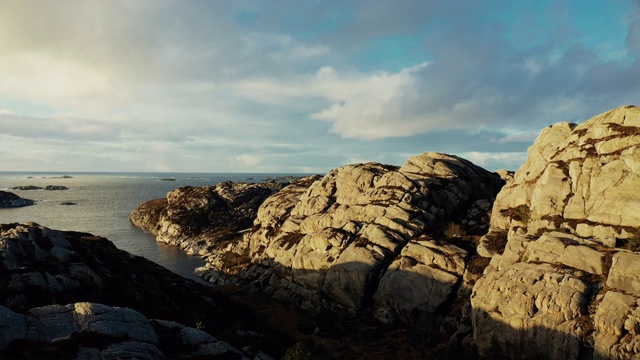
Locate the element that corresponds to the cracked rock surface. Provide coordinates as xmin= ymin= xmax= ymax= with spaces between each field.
xmin=473 ymin=106 xmax=640 ymax=360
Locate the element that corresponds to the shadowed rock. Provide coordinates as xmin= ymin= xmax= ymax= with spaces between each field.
xmin=0 ymin=223 xmax=292 ymax=359
xmin=0 ymin=191 xmax=34 ymax=208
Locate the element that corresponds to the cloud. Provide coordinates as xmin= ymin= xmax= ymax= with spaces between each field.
xmin=0 ymin=0 xmax=639 ymax=172
xmin=0 ymin=112 xmax=123 ymax=142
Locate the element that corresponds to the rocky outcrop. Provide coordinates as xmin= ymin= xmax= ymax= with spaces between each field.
xmin=193 ymin=153 xmax=504 ymax=332
xmin=472 ymin=106 xmax=640 ymax=359
xmin=0 ymin=223 xmax=289 ymax=359
xmin=0 ymin=191 xmax=33 ymax=208
xmin=0 ymin=302 xmax=244 ymax=359
xmin=488 ymin=105 xmax=640 ymax=239
xmin=130 ymin=181 xmax=289 ymax=256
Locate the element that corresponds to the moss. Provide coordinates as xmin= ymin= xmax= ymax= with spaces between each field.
xmin=279 ymin=231 xmax=305 ymax=251
xmin=466 ymin=256 xmax=491 ymax=276
xmin=483 ymin=232 xmax=508 ymax=255
xmin=283 ymin=342 xmax=313 ymax=360
xmin=353 ymin=237 xmax=370 ymax=248
xmin=219 ymin=251 xmax=252 ymax=274
xmin=500 ymin=204 xmax=531 ymax=224
xmin=443 ymin=223 xmax=466 ymax=239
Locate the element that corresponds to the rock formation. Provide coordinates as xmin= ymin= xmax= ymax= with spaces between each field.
xmin=130 ymin=181 xmax=289 ymax=256
xmin=472 ymin=105 xmax=640 ymax=359
xmin=0 ymin=223 xmax=288 ymax=359
xmin=164 ymin=153 xmax=506 ymax=332
xmin=0 ymin=191 xmax=33 ymax=208
xmin=1 ymin=302 xmax=243 ymax=359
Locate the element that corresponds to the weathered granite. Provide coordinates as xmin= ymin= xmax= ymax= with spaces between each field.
xmin=194 ymin=152 xmax=504 ymax=330
xmin=472 ymin=106 xmax=640 ymax=360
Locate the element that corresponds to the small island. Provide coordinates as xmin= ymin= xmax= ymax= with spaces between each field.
xmin=0 ymin=191 xmax=34 ymax=208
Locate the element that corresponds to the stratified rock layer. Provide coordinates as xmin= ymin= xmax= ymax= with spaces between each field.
xmin=472 ymin=106 xmax=640 ymax=360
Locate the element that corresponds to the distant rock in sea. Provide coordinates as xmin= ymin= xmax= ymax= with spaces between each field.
xmin=11 ymin=185 xmax=69 ymax=191
xmin=0 ymin=191 xmax=34 ymax=208
xmin=160 ymin=178 xmax=177 ymax=181
xmin=130 ymin=180 xmax=291 ymax=256
xmin=60 ymin=202 xmax=77 ymax=205
xmin=44 ymin=185 xmax=69 ymax=190
xmin=11 ymin=185 xmax=42 ymax=190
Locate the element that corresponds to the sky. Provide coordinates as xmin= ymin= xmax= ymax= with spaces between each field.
xmin=1 ymin=0 xmax=639 ymax=173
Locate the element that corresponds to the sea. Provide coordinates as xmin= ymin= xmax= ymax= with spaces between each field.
xmin=0 ymin=172 xmax=302 ymax=282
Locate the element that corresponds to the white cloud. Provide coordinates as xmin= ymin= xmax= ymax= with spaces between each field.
xmin=458 ymin=151 xmax=528 ymax=171
xmin=233 ymin=154 xmax=264 ymax=168
xmin=497 ymin=132 xmax=539 ymax=144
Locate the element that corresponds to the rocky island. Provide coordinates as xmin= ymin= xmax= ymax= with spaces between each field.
xmin=0 ymin=191 xmax=34 ymax=208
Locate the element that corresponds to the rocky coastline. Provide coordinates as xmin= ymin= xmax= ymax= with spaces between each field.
xmin=127 ymin=105 xmax=640 ymax=359
xmin=4 ymin=105 xmax=640 ymax=358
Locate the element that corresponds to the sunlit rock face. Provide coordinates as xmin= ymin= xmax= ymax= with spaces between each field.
xmin=472 ymin=105 xmax=640 ymax=360
xmin=488 ymin=105 xmax=640 ymax=239
xmin=201 ymin=152 xmax=504 ymax=330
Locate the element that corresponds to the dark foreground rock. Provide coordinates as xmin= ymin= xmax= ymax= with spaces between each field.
xmin=1 ymin=302 xmax=243 ymax=359
xmin=0 ymin=191 xmax=33 ymax=208
xmin=0 ymin=223 xmax=292 ymax=359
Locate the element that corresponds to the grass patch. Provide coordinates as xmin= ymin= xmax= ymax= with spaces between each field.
xmin=483 ymin=232 xmax=508 ymax=255
xmin=443 ymin=223 xmax=466 ymax=239
xmin=500 ymin=204 xmax=531 ymax=223
xmin=616 ymin=236 xmax=640 ymax=252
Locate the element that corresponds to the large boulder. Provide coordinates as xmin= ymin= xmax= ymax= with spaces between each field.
xmin=472 ymin=106 xmax=640 ymax=359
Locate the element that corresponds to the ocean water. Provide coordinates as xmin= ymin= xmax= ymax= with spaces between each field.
xmin=0 ymin=172 xmax=300 ymax=282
